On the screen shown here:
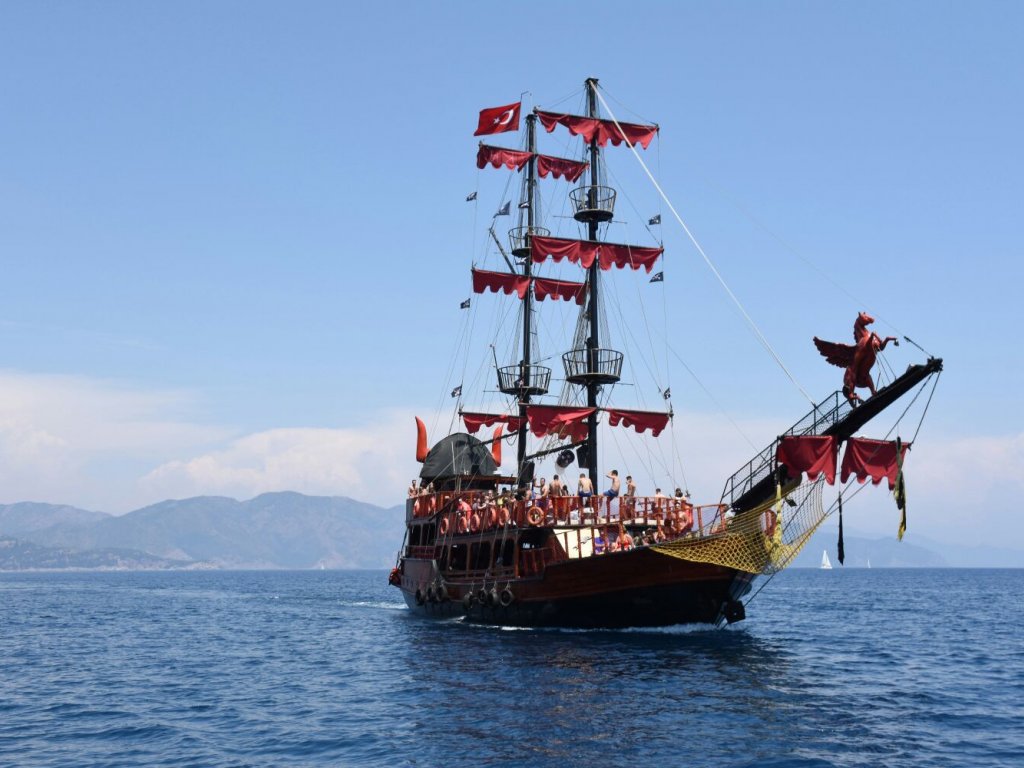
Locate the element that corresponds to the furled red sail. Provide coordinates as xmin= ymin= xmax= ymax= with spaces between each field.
xmin=461 ymin=412 xmax=523 ymax=434
xmin=535 ymin=110 xmax=659 ymax=149
xmin=472 ymin=268 xmax=530 ymax=299
xmin=531 ymin=235 xmax=663 ymax=274
xmin=536 ymin=154 xmax=589 ymax=182
xmin=526 ymin=405 xmax=595 ymax=442
xmin=840 ymin=437 xmax=911 ymax=490
xmin=477 ymin=145 xmax=589 ymax=183
xmin=476 ymin=144 xmax=532 ymax=172
xmin=604 ymin=408 xmax=670 ymax=437
xmin=533 ymin=276 xmax=586 ymax=305
xmin=777 ymin=435 xmax=838 ymax=484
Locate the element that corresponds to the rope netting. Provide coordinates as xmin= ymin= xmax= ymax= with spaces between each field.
xmin=652 ymin=478 xmax=826 ymax=574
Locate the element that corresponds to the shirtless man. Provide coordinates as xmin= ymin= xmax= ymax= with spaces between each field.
xmin=604 ymin=470 xmax=621 ymax=498
xmin=549 ymin=475 xmax=564 ymax=496
xmin=578 ymin=473 xmax=594 ymax=499
xmin=624 ymin=475 xmax=637 ymax=498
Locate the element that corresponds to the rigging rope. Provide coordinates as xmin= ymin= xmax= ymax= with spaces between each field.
xmin=592 ymin=85 xmax=815 ymax=408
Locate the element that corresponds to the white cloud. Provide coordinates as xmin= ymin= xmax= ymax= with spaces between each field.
xmin=141 ymin=412 xmax=421 ymax=507
xmin=0 ymin=371 xmax=229 ymax=511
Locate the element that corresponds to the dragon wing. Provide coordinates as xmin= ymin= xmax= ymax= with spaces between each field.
xmin=813 ymin=337 xmax=856 ymax=368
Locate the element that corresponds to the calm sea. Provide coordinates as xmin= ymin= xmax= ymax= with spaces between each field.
xmin=1 ymin=569 xmax=1021 ymax=767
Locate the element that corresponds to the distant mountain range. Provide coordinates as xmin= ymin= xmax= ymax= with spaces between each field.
xmin=0 ymin=493 xmax=405 ymax=570
xmin=0 ymin=494 xmax=1019 ymax=571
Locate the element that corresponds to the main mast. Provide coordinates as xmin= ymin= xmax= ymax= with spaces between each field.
xmin=584 ymin=77 xmax=602 ymax=490
xmin=516 ymin=114 xmax=538 ymax=482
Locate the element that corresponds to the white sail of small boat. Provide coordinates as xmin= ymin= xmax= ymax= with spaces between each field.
xmin=867 ymin=559 xmax=872 ymax=569
xmin=821 ymin=550 xmax=833 ymax=569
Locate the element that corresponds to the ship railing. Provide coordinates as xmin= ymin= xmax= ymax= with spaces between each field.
xmin=412 ymin=490 xmax=731 ymax=542
xmin=719 ymin=389 xmax=853 ymax=508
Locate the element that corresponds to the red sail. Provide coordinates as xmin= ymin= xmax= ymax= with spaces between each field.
xmin=840 ymin=438 xmax=911 ymax=490
xmin=777 ymin=435 xmax=838 ymax=484
xmin=531 ymin=235 xmax=663 ymax=274
xmin=604 ymin=408 xmax=670 ymax=437
xmin=533 ymin=277 xmax=586 ymax=305
xmin=526 ymin=405 xmax=595 ymax=442
xmin=536 ymin=154 xmax=589 ymax=182
xmin=461 ymin=412 xmax=523 ymax=433
xmin=477 ymin=144 xmax=532 ymax=172
xmin=536 ymin=110 xmax=659 ymax=149
xmin=472 ymin=268 xmax=530 ymax=299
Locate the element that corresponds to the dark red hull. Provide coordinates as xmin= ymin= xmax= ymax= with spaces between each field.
xmin=397 ymin=547 xmax=753 ymax=628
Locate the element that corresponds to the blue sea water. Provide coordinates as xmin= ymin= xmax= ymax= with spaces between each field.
xmin=1 ymin=569 xmax=1021 ymax=767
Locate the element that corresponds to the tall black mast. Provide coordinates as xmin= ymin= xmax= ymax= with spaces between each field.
xmin=516 ymin=114 xmax=538 ymax=481
xmin=584 ymin=77 xmax=601 ymax=490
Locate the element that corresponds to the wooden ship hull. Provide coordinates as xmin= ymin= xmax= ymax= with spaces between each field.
xmin=398 ymin=550 xmax=751 ymax=628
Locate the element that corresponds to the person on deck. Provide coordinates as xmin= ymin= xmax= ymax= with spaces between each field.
xmin=604 ymin=470 xmax=621 ymax=498
xmin=550 ymin=475 xmax=564 ymax=496
xmin=578 ymin=473 xmax=594 ymax=500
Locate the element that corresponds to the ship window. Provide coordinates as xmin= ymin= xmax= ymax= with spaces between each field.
xmin=425 ymin=523 xmax=436 ymax=543
xmin=498 ymin=539 xmax=514 ymax=568
xmin=450 ymin=544 xmax=467 ymax=572
xmin=473 ymin=542 xmax=492 ymax=570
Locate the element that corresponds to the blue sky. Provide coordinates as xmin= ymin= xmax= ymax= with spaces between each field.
xmin=1 ymin=2 xmax=1022 ymax=549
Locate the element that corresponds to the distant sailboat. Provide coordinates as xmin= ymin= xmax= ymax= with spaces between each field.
xmin=867 ymin=559 xmax=872 ymax=569
xmin=821 ymin=550 xmax=833 ymax=570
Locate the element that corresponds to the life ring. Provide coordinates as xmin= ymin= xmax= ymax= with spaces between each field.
xmin=470 ymin=512 xmax=482 ymax=533
xmin=500 ymin=506 xmax=512 ymax=526
xmin=499 ymin=587 xmax=515 ymax=607
xmin=765 ymin=508 xmax=777 ymax=538
xmin=457 ymin=514 xmax=469 ymax=534
xmin=439 ymin=515 xmax=450 ymax=535
xmin=526 ymin=506 xmax=544 ymax=527
xmin=487 ymin=507 xmax=499 ymax=529
xmin=388 ymin=567 xmax=401 ymax=586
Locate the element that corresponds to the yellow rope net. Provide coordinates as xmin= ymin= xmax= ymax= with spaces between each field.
xmin=652 ymin=478 xmax=826 ymax=574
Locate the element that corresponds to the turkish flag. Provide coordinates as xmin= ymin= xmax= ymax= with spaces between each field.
xmin=473 ymin=101 xmax=521 ymax=136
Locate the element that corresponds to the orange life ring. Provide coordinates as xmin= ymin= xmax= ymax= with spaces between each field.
xmin=457 ymin=514 xmax=469 ymax=534
xmin=470 ymin=512 xmax=482 ymax=533
xmin=526 ymin=506 xmax=543 ymax=526
xmin=500 ymin=506 xmax=511 ymax=526
xmin=487 ymin=507 xmax=499 ymax=529
xmin=439 ymin=515 xmax=450 ymax=536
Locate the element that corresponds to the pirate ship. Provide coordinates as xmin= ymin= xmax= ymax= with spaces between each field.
xmin=388 ymin=78 xmax=942 ymax=628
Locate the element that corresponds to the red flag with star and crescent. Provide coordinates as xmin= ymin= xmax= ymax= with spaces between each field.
xmin=473 ymin=101 xmax=521 ymax=136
